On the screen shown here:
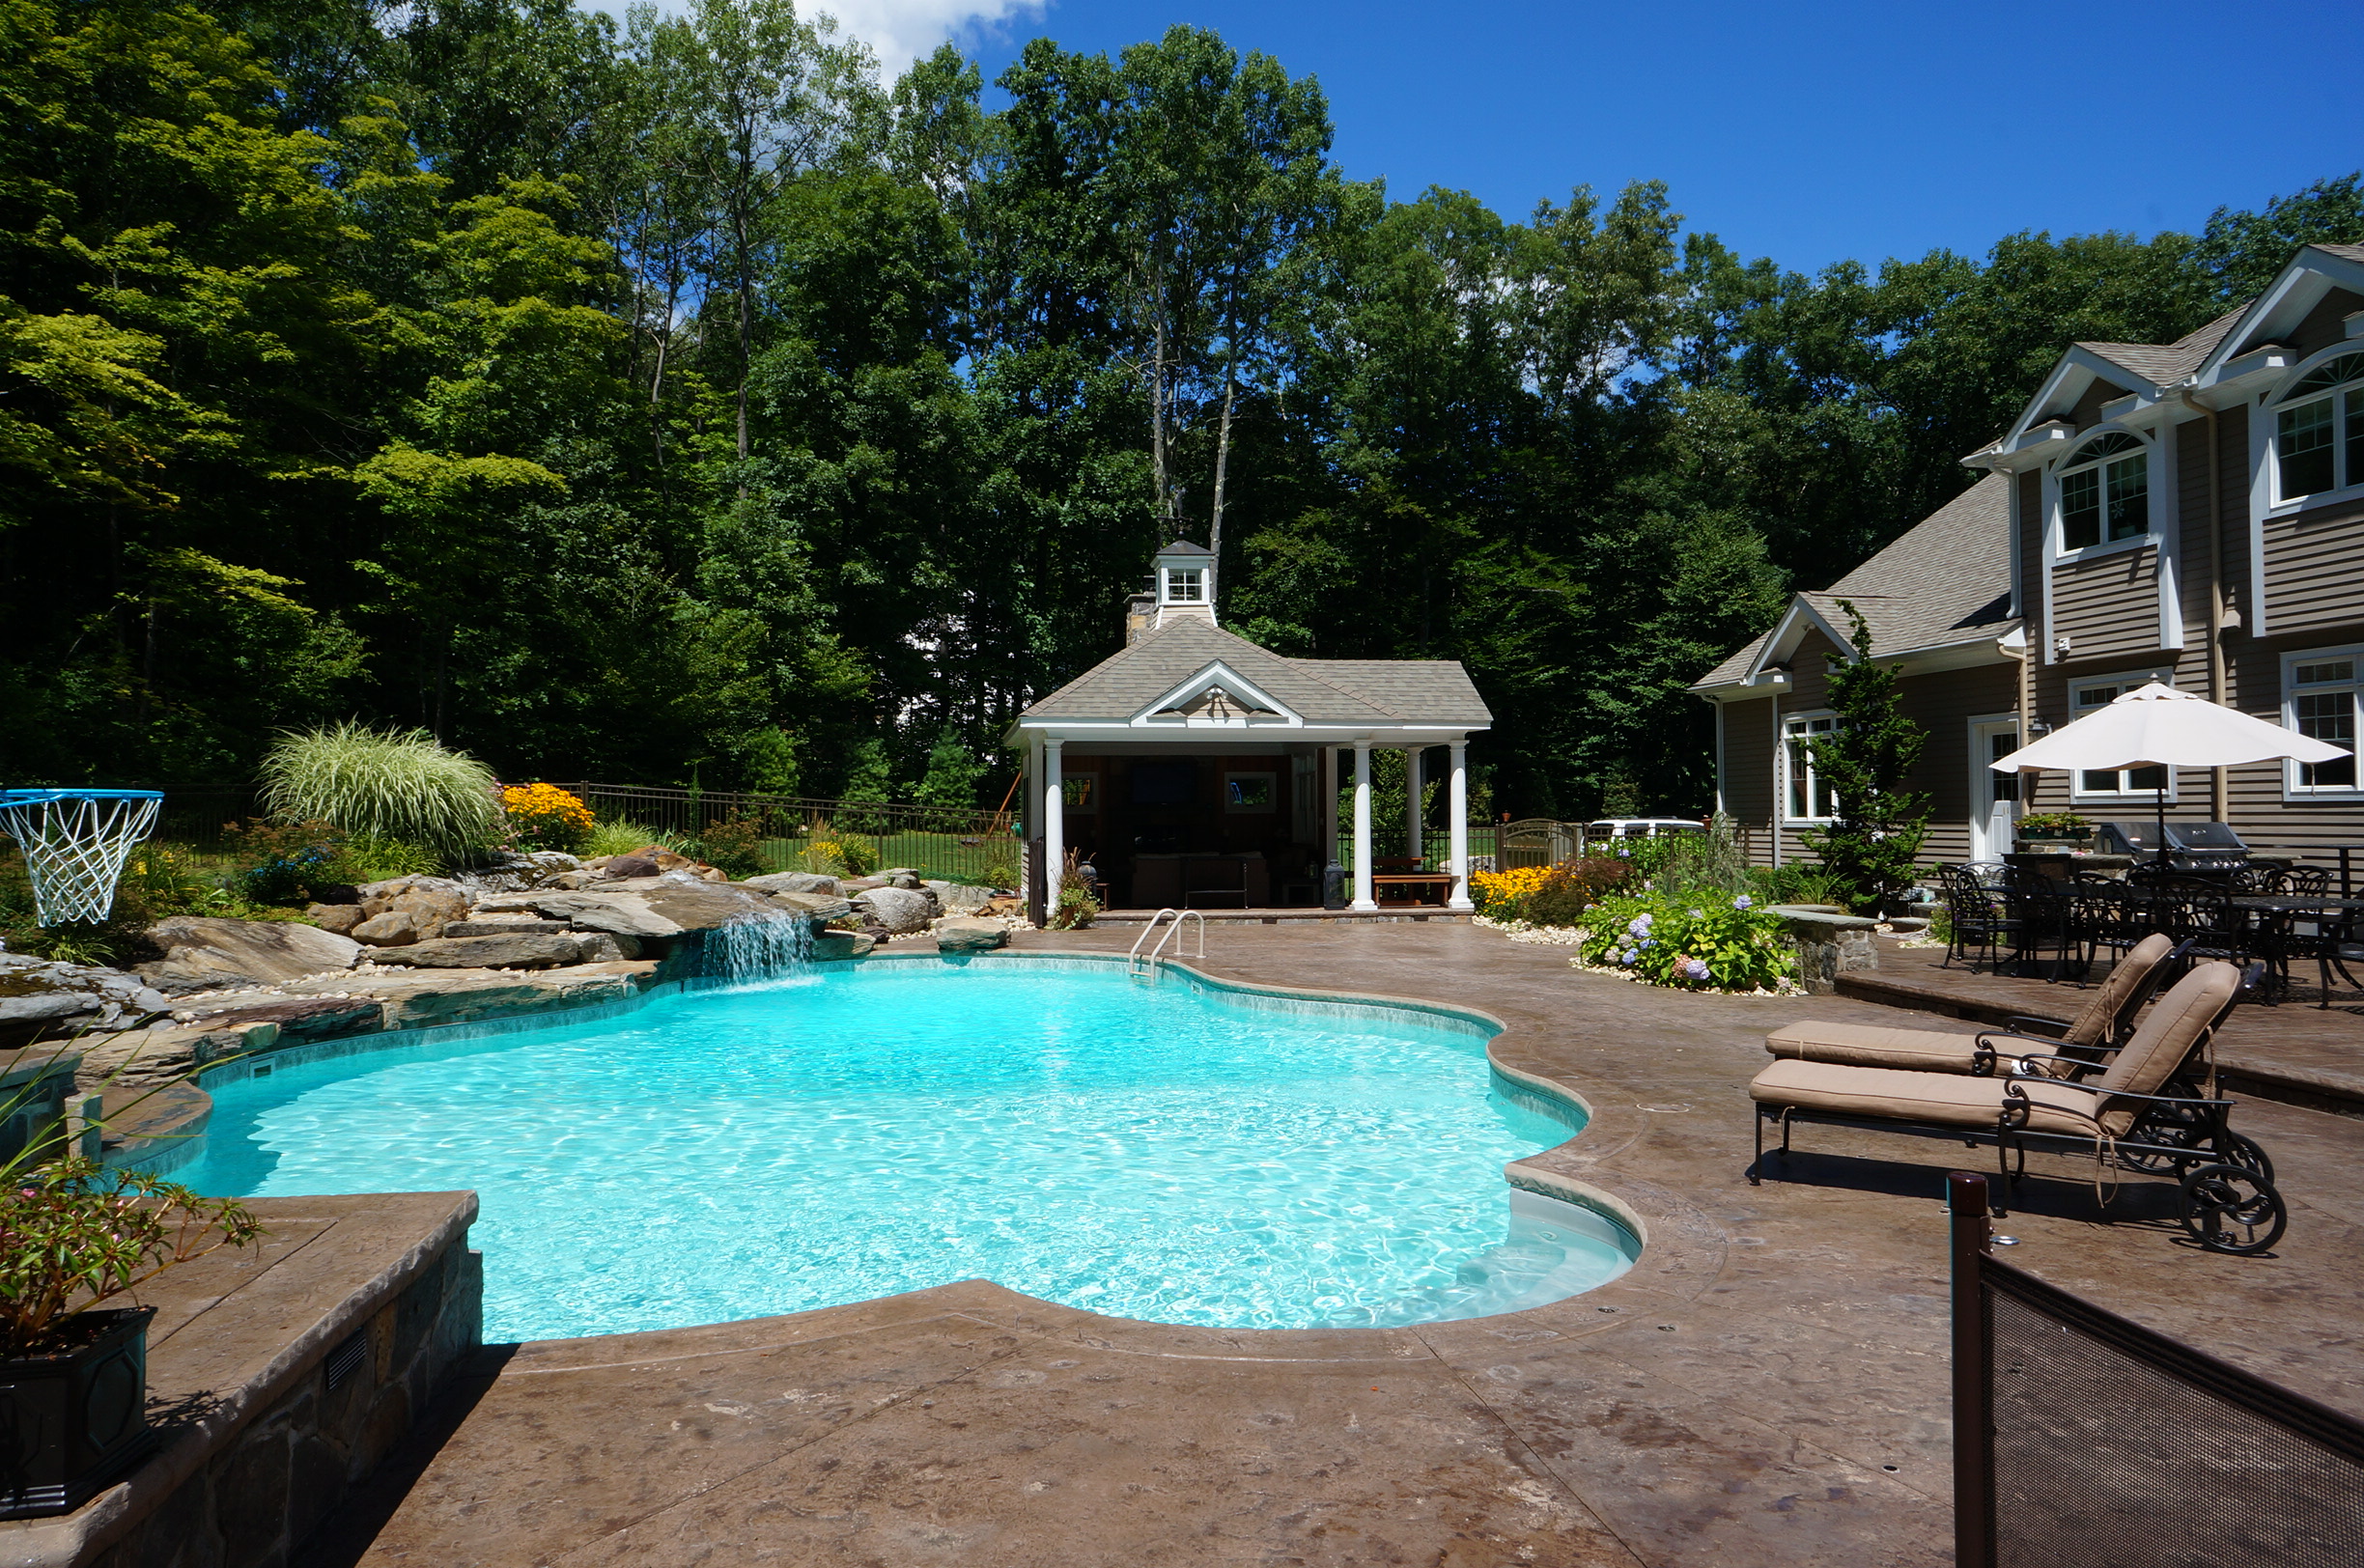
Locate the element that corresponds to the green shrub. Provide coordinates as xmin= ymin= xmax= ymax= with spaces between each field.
xmin=258 ymin=723 xmax=502 ymax=855
xmin=692 ymin=813 xmax=768 ymax=878
xmin=980 ymin=841 xmax=1020 ymax=890
xmin=1579 ymin=892 xmax=1795 ymax=993
xmin=1048 ymin=849 xmax=1098 ymax=930
xmin=2016 ymin=811 xmax=2091 ymax=836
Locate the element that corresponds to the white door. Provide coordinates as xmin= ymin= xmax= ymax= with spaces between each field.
xmin=1969 ymin=718 xmax=2020 ymax=862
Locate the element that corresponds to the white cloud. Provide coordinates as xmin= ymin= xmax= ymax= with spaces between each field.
xmin=599 ymin=0 xmax=1047 ymax=74
xmin=815 ymin=0 xmax=1045 ymax=71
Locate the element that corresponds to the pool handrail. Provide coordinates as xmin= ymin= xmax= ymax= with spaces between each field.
xmin=1128 ymin=909 xmax=1206 ymax=980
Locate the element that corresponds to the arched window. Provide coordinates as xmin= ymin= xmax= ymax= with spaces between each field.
xmin=2058 ymin=431 xmax=2148 ymax=550
xmin=2273 ymin=350 xmax=2364 ymax=503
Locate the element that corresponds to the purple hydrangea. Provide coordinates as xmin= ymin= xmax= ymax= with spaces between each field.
xmin=1683 ymin=957 xmax=1711 ymax=981
xmin=1687 ymin=908 xmax=1703 ymax=919
xmin=1617 ymin=847 xmax=1631 ymax=858
xmin=1618 ymin=949 xmax=1637 ymax=966
xmin=1731 ymin=894 xmax=1754 ymax=910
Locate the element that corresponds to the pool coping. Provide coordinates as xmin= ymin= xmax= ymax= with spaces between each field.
xmin=141 ymin=947 xmax=1719 ymax=1351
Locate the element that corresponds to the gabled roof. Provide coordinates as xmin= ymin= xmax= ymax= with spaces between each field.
xmin=1691 ymin=473 xmax=2017 ymax=692
xmin=2076 ymin=307 xmax=2243 ymax=388
xmin=1018 ymin=617 xmax=1491 ymax=727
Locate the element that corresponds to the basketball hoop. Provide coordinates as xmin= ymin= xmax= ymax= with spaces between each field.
xmin=0 ymin=790 xmax=163 ymax=927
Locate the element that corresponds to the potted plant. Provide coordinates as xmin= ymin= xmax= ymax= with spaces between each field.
xmin=2014 ymin=811 xmax=2094 ymax=852
xmin=0 ymin=1134 xmax=261 ymax=1517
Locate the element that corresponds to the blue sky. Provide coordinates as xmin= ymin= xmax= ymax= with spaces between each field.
xmin=825 ymin=0 xmax=2361 ymax=275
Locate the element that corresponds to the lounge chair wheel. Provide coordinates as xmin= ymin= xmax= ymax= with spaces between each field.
xmin=2176 ymin=1163 xmax=2286 ymax=1256
xmin=2209 ymin=1131 xmax=2275 ymax=1186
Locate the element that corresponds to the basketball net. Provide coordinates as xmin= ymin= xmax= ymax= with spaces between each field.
xmin=0 ymin=792 xmax=161 ymax=927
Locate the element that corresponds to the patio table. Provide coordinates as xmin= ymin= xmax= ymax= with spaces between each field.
xmin=2231 ymin=896 xmax=2364 ymax=1000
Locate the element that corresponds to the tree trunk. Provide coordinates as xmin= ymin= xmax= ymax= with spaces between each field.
xmin=1208 ymin=275 xmax=1241 ymax=574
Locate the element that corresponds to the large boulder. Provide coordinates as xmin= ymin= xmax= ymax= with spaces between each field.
xmin=740 ymin=871 xmax=843 ymax=897
xmin=932 ymin=917 xmax=1008 ymax=954
xmin=370 ymin=933 xmax=585 ymax=970
xmin=143 ymin=916 xmax=362 ymax=986
xmin=351 ymin=912 xmax=421 ymax=947
xmin=174 ymin=994 xmax=384 ymax=1042
xmin=811 ymin=932 xmax=874 ymax=961
xmin=767 ymin=890 xmax=855 ymax=923
xmin=854 ymin=885 xmax=936 ymax=935
xmin=441 ymin=917 xmax=574 ymax=938
xmin=0 ymin=953 xmax=173 ymax=1046
xmin=357 ymin=876 xmax=471 ymax=936
xmin=306 ymin=903 xmax=367 ymax=935
xmin=929 ymin=882 xmax=996 ymax=917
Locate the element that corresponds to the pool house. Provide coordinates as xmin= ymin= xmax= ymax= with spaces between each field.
xmin=1008 ymin=540 xmax=1492 ymax=919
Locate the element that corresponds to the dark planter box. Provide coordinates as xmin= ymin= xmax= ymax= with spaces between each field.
xmin=0 ymin=1306 xmax=157 ymax=1518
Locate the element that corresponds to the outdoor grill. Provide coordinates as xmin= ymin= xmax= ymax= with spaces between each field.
xmin=2095 ymin=819 xmax=2251 ymax=873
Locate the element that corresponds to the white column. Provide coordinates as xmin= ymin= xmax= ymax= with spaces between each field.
xmin=1351 ymin=742 xmax=1376 ymax=910
xmin=1404 ymin=747 xmax=1423 ymax=865
xmin=1448 ymin=742 xmax=1473 ymax=910
xmin=1042 ymin=738 xmax=1065 ymax=921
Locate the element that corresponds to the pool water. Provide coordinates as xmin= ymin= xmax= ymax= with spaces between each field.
xmin=172 ymin=961 xmax=1633 ymax=1341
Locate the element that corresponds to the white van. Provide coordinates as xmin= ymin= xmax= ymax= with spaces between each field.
xmin=1586 ymin=818 xmax=1705 ymax=840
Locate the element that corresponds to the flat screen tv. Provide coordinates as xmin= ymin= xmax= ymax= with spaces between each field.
xmin=1130 ymin=759 xmax=1196 ymax=805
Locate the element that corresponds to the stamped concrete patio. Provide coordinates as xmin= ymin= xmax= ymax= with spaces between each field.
xmin=298 ymin=923 xmax=2364 ymax=1567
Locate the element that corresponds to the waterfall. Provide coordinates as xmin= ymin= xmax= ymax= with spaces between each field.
xmin=706 ymin=910 xmax=815 ymax=985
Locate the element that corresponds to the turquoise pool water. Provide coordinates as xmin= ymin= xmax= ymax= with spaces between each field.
xmin=172 ymin=960 xmax=1632 ymax=1340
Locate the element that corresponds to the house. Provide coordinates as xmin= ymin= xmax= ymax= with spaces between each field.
xmin=1692 ymin=243 xmax=2364 ymax=869
xmin=1005 ymin=540 xmax=1492 ymax=917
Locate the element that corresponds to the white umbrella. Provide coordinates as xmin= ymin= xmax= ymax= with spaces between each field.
xmin=1991 ymin=681 xmax=2347 ymax=862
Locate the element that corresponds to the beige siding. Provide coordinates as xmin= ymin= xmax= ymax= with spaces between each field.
xmin=2018 ymin=467 xmax=2045 ymax=639
xmin=1720 ymin=695 xmax=1777 ymax=864
xmin=2173 ymin=415 xmax=2217 ymax=648
xmin=1897 ymin=662 xmax=2021 ymax=867
xmin=2051 ymin=545 xmax=2163 ymax=661
xmin=2263 ymin=492 xmax=2364 ymax=638
xmin=2220 ymin=630 xmax=2364 ymax=866
xmin=1782 ymin=629 xmax=1842 ymax=713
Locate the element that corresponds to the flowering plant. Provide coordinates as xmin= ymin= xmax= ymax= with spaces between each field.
xmin=1472 ymin=858 xmax=1629 ymax=927
xmin=500 ymin=782 xmax=595 ymax=853
xmin=1578 ymin=892 xmax=1794 ymax=993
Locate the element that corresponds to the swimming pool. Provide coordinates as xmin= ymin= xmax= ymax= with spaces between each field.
xmin=171 ymin=958 xmax=1635 ymax=1341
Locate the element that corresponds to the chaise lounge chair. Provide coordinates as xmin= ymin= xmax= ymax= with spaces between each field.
xmin=1748 ymin=961 xmax=2284 ymax=1254
xmin=1762 ymin=934 xmax=2185 ymax=1078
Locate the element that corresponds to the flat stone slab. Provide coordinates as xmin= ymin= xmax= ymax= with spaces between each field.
xmin=285 ymin=961 xmax=660 ymax=1027
xmin=370 ymin=933 xmax=586 ymax=970
xmin=140 ymin=916 xmax=362 ymax=986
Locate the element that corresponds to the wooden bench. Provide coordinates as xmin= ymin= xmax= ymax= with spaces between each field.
xmin=1371 ymin=872 xmax=1454 ymax=907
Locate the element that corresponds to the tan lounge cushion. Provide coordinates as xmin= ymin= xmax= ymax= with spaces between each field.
xmin=1750 ymin=1059 xmax=2117 ymax=1139
xmin=2060 ymin=932 xmax=2177 ymax=1050
xmin=1765 ymin=1022 xmax=1984 ymax=1073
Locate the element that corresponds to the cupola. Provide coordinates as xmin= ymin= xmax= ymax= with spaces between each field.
xmin=1151 ymin=539 xmax=1215 ymax=630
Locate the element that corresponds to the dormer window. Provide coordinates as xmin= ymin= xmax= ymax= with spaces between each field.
xmin=2273 ymin=350 xmax=2363 ymax=503
xmin=1164 ymin=568 xmax=1204 ymax=603
xmin=2059 ymin=432 xmax=2148 ymax=549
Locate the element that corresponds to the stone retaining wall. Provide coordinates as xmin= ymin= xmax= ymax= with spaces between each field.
xmin=28 ymin=1200 xmax=486 ymax=1568
xmin=1769 ymin=906 xmax=1881 ymax=995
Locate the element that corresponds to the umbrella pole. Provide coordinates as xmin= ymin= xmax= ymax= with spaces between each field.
xmin=2154 ymin=782 xmax=2170 ymax=871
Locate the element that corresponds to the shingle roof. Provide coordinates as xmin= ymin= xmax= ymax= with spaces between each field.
xmin=2314 ymin=242 xmax=2364 ymax=265
xmin=1691 ymin=472 xmax=2017 ymax=691
xmin=1020 ymin=617 xmax=1492 ymax=726
xmin=2077 ymin=307 xmax=2245 ymax=388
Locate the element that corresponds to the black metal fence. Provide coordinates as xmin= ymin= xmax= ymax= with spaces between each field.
xmin=1950 ymin=1172 xmax=2364 ymax=1567
xmin=562 ymin=783 xmax=1020 ymax=885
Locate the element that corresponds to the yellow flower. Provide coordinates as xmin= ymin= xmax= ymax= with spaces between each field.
xmin=500 ymin=783 xmax=594 ymax=831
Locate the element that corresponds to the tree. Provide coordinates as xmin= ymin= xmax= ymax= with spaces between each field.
xmin=1801 ymin=603 xmax=1930 ymax=913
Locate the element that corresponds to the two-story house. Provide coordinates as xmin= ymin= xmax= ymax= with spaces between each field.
xmin=1691 ymin=242 xmax=2364 ymax=869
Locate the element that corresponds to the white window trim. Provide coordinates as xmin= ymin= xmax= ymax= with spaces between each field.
xmin=2044 ymin=425 xmax=2165 ymax=566
xmin=2261 ymin=344 xmax=2364 ymax=517
xmin=2068 ymin=667 xmax=2181 ymax=803
xmin=1779 ymin=710 xmax=1838 ymax=825
xmin=2281 ymin=642 xmax=2364 ymax=802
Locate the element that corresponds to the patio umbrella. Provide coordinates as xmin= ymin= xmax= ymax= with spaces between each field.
xmin=1991 ymin=682 xmax=2348 ymax=863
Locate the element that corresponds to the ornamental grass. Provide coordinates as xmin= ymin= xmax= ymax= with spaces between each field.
xmin=258 ymin=723 xmax=502 ymax=856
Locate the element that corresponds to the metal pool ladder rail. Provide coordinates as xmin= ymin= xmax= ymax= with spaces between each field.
xmin=1128 ymin=909 xmax=1205 ymax=981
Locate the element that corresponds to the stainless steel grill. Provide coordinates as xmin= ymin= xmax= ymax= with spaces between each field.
xmin=2095 ymin=820 xmax=2250 ymax=873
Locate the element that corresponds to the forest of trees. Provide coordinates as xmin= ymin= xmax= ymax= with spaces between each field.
xmin=4 ymin=0 xmax=2359 ymax=815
